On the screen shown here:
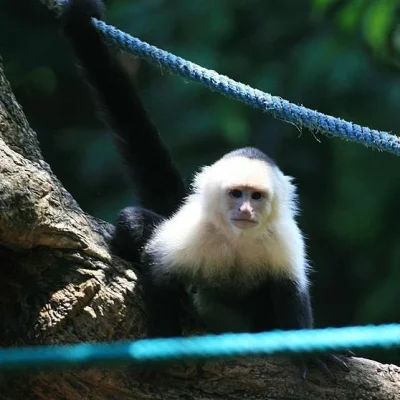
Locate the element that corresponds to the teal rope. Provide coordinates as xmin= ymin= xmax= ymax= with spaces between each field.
xmin=1 ymin=325 xmax=399 ymax=372
xmin=90 ymin=19 xmax=400 ymax=157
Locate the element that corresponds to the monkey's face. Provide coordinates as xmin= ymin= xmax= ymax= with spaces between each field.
xmin=225 ymin=186 xmax=270 ymax=231
xmin=193 ymin=156 xmax=278 ymax=233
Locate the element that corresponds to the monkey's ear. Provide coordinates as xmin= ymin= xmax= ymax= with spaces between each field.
xmin=61 ymin=0 xmax=106 ymax=31
xmin=282 ymin=174 xmax=299 ymax=213
xmin=286 ymin=176 xmax=298 ymax=200
xmin=271 ymin=169 xmax=297 ymax=210
xmin=192 ymin=166 xmax=212 ymax=193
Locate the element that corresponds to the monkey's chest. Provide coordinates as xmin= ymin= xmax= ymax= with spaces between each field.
xmin=165 ymin=228 xmax=290 ymax=287
xmin=186 ymin=278 xmax=277 ymax=333
xmin=184 ymin=236 xmax=270 ymax=271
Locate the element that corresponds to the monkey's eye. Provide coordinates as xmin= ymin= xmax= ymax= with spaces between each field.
xmin=251 ymin=191 xmax=263 ymax=200
xmin=229 ymin=189 xmax=242 ymax=199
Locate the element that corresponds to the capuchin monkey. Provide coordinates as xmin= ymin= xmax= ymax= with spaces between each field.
xmin=61 ymin=0 xmax=350 ymax=380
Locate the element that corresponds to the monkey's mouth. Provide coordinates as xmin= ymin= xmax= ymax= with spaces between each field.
xmin=231 ymin=218 xmax=257 ymax=230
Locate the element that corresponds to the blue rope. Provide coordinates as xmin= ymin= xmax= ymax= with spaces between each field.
xmin=92 ymin=19 xmax=400 ymax=156
xmin=1 ymin=324 xmax=399 ymax=371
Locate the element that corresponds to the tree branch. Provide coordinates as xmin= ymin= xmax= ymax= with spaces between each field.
xmin=0 ymin=57 xmax=399 ymax=400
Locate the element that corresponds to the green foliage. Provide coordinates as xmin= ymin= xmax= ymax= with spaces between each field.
xmin=362 ymin=1 xmax=395 ymax=54
xmin=1 ymin=0 xmax=399 ymax=363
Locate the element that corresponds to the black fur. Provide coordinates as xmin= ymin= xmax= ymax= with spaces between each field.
xmin=113 ymin=206 xmax=164 ymax=264
xmin=61 ymin=0 xmax=186 ymax=218
xmin=143 ymin=272 xmax=187 ymax=338
xmin=143 ymin=264 xmax=313 ymax=336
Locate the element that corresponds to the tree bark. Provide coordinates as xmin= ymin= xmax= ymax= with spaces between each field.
xmin=0 ymin=57 xmax=399 ymax=400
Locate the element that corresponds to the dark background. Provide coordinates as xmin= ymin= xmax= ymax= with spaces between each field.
xmin=1 ymin=0 xmax=399 ymax=364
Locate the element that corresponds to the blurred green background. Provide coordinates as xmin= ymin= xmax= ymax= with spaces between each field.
xmin=1 ymin=0 xmax=399 ymax=363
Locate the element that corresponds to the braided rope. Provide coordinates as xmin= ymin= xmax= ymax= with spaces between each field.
xmin=91 ymin=19 xmax=400 ymax=156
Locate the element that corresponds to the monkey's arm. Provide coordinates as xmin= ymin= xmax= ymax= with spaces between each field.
xmin=141 ymin=261 xmax=186 ymax=337
xmin=270 ymin=278 xmax=313 ymax=330
xmin=271 ymin=278 xmax=349 ymax=380
xmin=144 ymin=280 xmax=184 ymax=338
xmin=61 ymin=0 xmax=185 ymax=217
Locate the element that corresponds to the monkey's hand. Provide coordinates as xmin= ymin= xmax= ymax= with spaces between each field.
xmin=294 ymin=352 xmax=351 ymax=382
xmin=61 ymin=0 xmax=105 ymax=35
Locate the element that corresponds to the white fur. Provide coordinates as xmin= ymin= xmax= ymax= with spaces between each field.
xmin=145 ymin=156 xmax=309 ymax=291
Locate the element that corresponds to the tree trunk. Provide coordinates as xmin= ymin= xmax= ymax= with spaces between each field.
xmin=0 ymin=58 xmax=399 ymax=400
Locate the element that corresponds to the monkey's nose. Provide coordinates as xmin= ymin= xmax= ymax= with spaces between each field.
xmin=239 ymin=209 xmax=251 ymax=216
xmin=239 ymin=202 xmax=253 ymax=214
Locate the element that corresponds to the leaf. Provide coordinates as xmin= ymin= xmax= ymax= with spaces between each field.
xmin=362 ymin=1 xmax=397 ymax=53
